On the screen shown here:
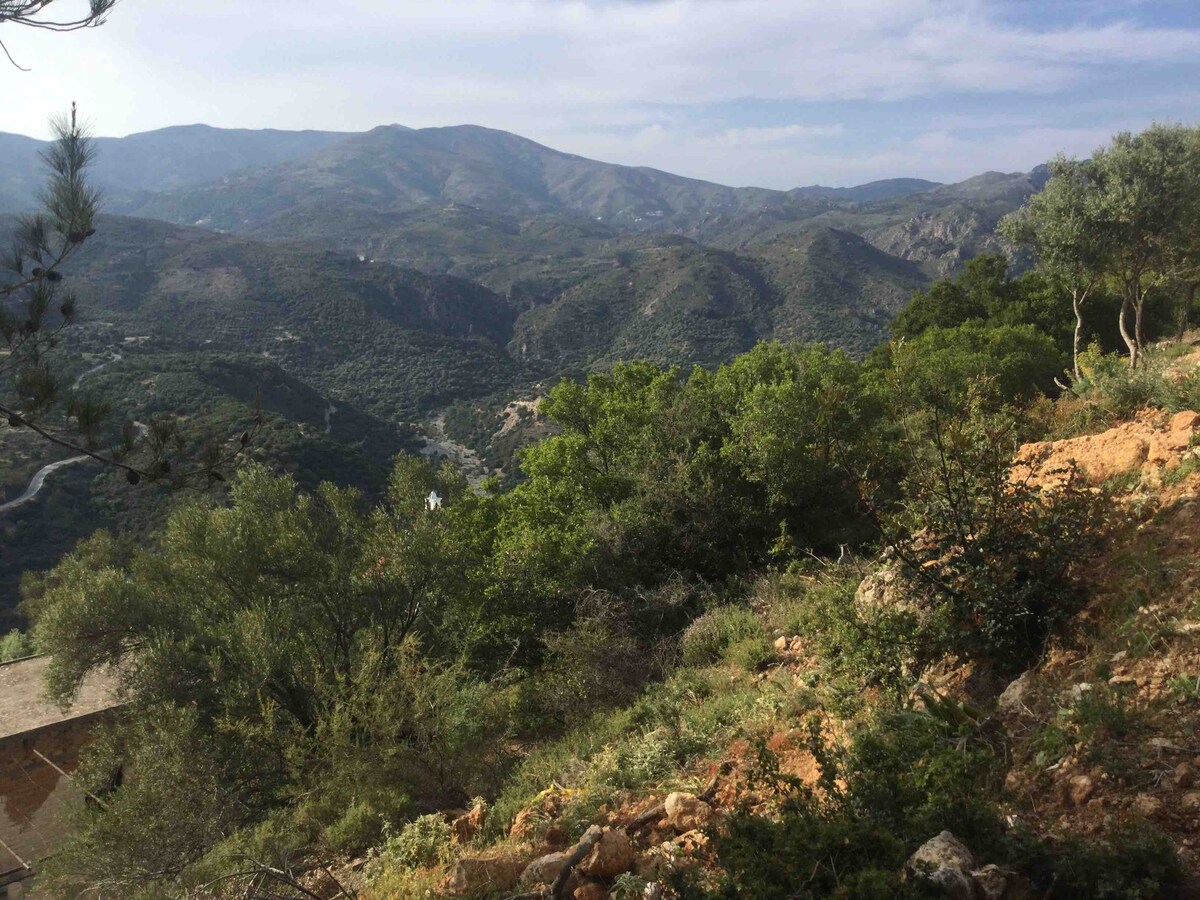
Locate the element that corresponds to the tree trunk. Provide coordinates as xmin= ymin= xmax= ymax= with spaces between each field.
xmin=1178 ymin=283 xmax=1197 ymax=343
xmin=1134 ymin=292 xmax=1147 ymax=360
xmin=1072 ymin=290 xmax=1084 ymax=379
xmin=1119 ymin=295 xmax=1139 ymax=368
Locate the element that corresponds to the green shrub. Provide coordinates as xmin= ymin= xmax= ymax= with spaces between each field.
xmin=886 ymin=388 xmax=1113 ymax=673
xmin=771 ymin=574 xmax=920 ymax=712
xmin=366 ymin=814 xmax=453 ymax=876
xmin=1073 ymin=344 xmax=1200 ymax=426
xmin=1005 ymin=824 xmax=1182 ymax=899
xmin=0 ymin=628 xmax=34 ymax=662
xmin=680 ymin=606 xmax=766 ymax=667
xmin=677 ymin=714 xmax=1000 ymax=900
xmin=323 ymin=799 xmax=386 ymax=855
xmin=725 ymin=635 xmax=774 ymax=672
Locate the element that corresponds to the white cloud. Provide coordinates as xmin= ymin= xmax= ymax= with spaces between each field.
xmin=2 ymin=0 xmax=1197 ymax=185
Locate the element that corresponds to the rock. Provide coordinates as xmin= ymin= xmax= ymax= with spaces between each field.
xmin=544 ymin=822 xmax=571 ymax=849
xmin=1174 ymin=763 xmax=1194 ymax=790
xmin=1068 ymin=775 xmax=1095 ymax=807
xmin=579 ymin=827 xmax=635 ymax=879
xmin=643 ymin=885 xmax=665 ymax=900
xmin=923 ymin=866 xmax=976 ymax=900
xmin=1171 ymin=410 xmax=1200 ymax=433
xmin=1133 ymin=794 xmax=1163 ymax=817
xmin=634 ymin=850 xmax=672 ymax=881
xmin=510 ymin=806 xmax=541 ymax=841
xmin=452 ymin=803 xmax=487 ymax=843
xmin=905 ymin=831 xmax=975 ymax=900
xmin=998 ymin=671 xmax=1035 ymax=715
xmin=521 ymin=851 xmax=571 ymax=887
xmin=1063 ymin=682 xmax=1093 ymax=705
xmin=1181 ymin=792 xmax=1200 ymax=813
xmin=972 ymin=864 xmax=1030 ymax=900
xmin=444 ymin=856 xmax=526 ymax=896
xmin=573 ymin=880 xmax=608 ymax=900
xmin=774 ymin=635 xmax=789 ymax=653
xmin=664 ymin=792 xmax=713 ymax=832
xmin=908 ymin=830 xmax=975 ymax=873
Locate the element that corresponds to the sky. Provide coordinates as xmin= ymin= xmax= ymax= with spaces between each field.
xmin=2 ymin=0 xmax=1199 ymax=189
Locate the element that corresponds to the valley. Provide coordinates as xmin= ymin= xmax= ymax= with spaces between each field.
xmin=0 ymin=123 xmax=1041 ymax=619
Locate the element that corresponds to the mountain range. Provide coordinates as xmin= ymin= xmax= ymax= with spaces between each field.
xmin=0 ymin=122 xmax=1049 ymax=617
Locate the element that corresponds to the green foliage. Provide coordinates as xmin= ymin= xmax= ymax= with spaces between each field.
xmin=892 ymin=321 xmax=1065 ymax=404
xmin=40 ymin=705 xmax=249 ymax=898
xmin=1076 ymin=344 xmax=1200 ymax=420
xmin=680 ymin=606 xmax=766 ymax=667
xmin=1005 ymin=825 xmax=1182 ymax=900
xmin=365 ymin=813 xmax=453 ymax=875
xmin=677 ymin=714 xmax=1000 ymax=900
xmin=772 ymin=574 xmax=921 ymax=712
xmin=0 ymin=627 xmax=34 ymax=661
xmin=883 ymin=383 xmax=1112 ymax=671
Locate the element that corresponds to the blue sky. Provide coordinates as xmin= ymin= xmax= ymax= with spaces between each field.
xmin=2 ymin=0 xmax=1198 ymax=188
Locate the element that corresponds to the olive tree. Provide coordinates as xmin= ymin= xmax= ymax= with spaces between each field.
xmin=1092 ymin=124 xmax=1200 ymax=367
xmin=999 ymin=155 xmax=1110 ymax=379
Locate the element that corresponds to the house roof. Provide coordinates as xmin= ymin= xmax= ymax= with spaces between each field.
xmin=0 ymin=656 xmax=120 ymax=741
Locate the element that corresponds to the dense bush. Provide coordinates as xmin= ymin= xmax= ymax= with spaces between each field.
xmin=881 ymin=384 xmax=1113 ymax=672
xmin=0 ymin=627 xmax=34 ymax=661
xmin=677 ymin=713 xmax=1001 ymax=900
xmin=680 ymin=606 xmax=767 ymax=667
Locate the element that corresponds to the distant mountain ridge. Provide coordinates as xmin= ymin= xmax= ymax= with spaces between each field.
xmin=0 ymin=123 xmax=939 ymax=217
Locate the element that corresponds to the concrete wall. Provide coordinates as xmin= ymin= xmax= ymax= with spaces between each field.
xmin=0 ymin=710 xmax=113 ymax=890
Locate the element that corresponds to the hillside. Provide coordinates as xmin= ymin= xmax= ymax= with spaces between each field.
xmin=510 ymin=228 xmax=926 ymax=371
xmin=78 ymin=123 xmax=1033 ymax=282
xmin=0 ymin=125 xmax=352 ymax=210
xmin=58 ymin=214 xmax=529 ymax=420
xmin=348 ymin=348 xmax=1200 ymax=899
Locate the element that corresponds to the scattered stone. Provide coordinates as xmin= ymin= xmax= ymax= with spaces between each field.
xmin=1174 ymin=762 xmax=1194 ymax=789
xmin=634 ymin=850 xmax=672 ymax=881
xmin=1181 ymin=792 xmax=1200 ymax=813
xmin=908 ymin=830 xmax=975 ymax=873
xmin=510 ymin=806 xmax=541 ymax=841
xmin=444 ymin=856 xmax=526 ymax=896
xmin=998 ymin=671 xmax=1035 ymax=715
xmin=521 ymin=851 xmax=571 ymax=887
xmin=854 ymin=562 xmax=929 ymax=619
xmin=972 ymin=864 xmax=1030 ymax=900
xmin=1068 ymin=775 xmax=1095 ymax=807
xmin=905 ymin=831 xmax=976 ymax=900
xmin=1133 ymin=794 xmax=1163 ymax=818
xmin=920 ymin=866 xmax=976 ymax=900
xmin=578 ymin=827 xmax=635 ymax=879
xmin=664 ymin=792 xmax=713 ymax=832
xmin=451 ymin=803 xmax=487 ymax=843
xmin=1063 ymin=682 xmax=1094 ymax=704
xmin=573 ymin=880 xmax=608 ymax=900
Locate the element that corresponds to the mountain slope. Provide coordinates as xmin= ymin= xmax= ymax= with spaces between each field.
xmin=0 ymin=124 xmax=353 ymax=210
xmin=509 ymin=227 xmax=927 ymax=371
xmin=62 ymin=215 xmax=529 ymax=418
